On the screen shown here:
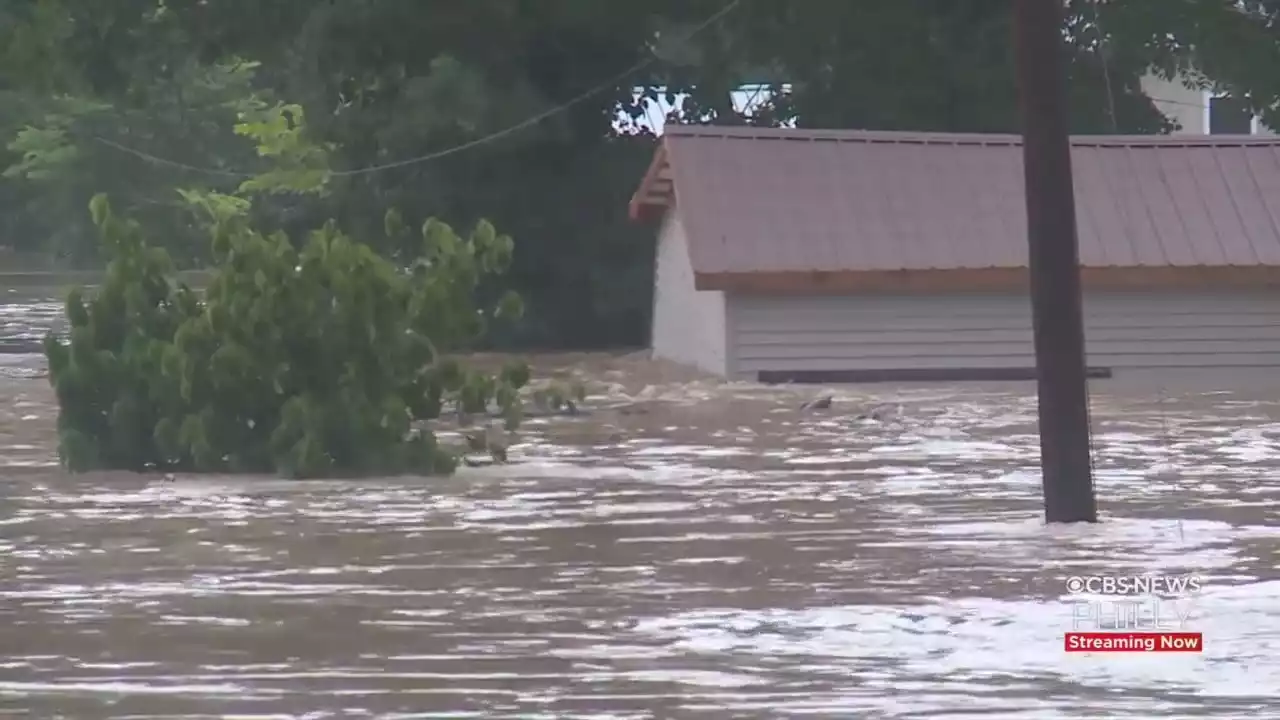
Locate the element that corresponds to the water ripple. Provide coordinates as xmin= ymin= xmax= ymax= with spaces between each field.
xmin=1 ymin=302 xmax=1278 ymax=717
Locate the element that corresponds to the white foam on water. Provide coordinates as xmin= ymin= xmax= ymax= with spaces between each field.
xmin=4 ymin=338 xmax=1280 ymax=717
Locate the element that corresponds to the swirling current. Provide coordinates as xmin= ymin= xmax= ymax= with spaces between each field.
xmin=1 ymin=293 xmax=1277 ymax=718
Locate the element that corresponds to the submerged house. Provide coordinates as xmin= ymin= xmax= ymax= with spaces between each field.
xmin=629 ymin=126 xmax=1280 ymax=384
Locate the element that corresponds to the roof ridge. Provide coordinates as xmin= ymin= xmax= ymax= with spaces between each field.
xmin=661 ymin=125 xmax=1280 ymax=148
xmin=636 ymin=123 xmax=1280 ymax=273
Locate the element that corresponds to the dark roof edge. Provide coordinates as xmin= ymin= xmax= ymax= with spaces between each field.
xmin=661 ymin=125 xmax=1280 ymax=148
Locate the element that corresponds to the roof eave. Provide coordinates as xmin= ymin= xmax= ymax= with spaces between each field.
xmin=694 ymin=266 xmax=1280 ymax=293
xmin=628 ymin=142 xmax=673 ymax=221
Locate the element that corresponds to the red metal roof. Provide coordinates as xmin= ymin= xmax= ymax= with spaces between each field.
xmin=631 ymin=126 xmax=1280 ymax=274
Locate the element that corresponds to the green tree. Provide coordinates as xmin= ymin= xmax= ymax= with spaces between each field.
xmin=0 ymin=0 xmax=320 ymax=264
xmin=43 ymin=90 xmax=530 ymax=478
xmin=46 ymin=192 xmax=528 ymax=477
xmin=10 ymin=0 xmax=1280 ymax=348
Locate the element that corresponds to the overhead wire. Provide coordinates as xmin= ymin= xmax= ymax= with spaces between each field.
xmin=1091 ymin=1 xmax=1119 ymax=132
xmin=89 ymin=0 xmax=1226 ymax=183
xmin=91 ymin=0 xmax=743 ymax=179
xmin=1083 ymin=0 xmax=1114 ymax=496
xmin=1092 ymin=0 xmax=1190 ymax=538
xmin=1087 ymin=1 xmax=1189 ymax=534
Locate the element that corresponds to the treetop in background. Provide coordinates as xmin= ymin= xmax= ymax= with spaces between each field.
xmin=5 ymin=0 xmax=1280 ymax=348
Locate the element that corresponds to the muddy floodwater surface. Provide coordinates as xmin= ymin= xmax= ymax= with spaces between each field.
xmin=1 ymin=294 xmax=1279 ymax=718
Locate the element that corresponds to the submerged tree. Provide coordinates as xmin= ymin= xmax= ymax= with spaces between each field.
xmin=42 ymin=96 xmax=528 ymax=478
xmin=44 ymin=193 xmax=529 ymax=478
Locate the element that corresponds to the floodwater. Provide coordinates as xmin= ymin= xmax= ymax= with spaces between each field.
xmin=2 ymin=293 xmax=1279 ymax=718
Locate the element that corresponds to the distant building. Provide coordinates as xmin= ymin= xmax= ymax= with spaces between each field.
xmin=630 ymin=126 xmax=1280 ymax=386
xmin=619 ymin=84 xmax=789 ymax=135
xmin=1141 ymin=73 xmax=1273 ymax=136
xmin=627 ymin=75 xmax=1265 ymax=137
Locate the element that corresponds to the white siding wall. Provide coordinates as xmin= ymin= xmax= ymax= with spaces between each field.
xmin=650 ymin=211 xmax=728 ymax=374
xmin=729 ymin=291 xmax=1280 ymax=383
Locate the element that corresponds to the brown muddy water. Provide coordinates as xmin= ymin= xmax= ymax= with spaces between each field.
xmin=2 ymin=296 xmax=1280 ymax=718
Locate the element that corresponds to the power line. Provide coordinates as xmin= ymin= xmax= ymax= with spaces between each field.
xmin=1090 ymin=0 xmax=1119 ymax=132
xmin=1147 ymin=95 xmax=1212 ymax=110
xmin=1081 ymin=0 xmax=1109 ymax=502
xmin=84 ymin=0 xmax=1236 ymax=179
xmin=93 ymin=0 xmax=743 ymax=179
xmin=93 ymin=136 xmax=250 ymax=177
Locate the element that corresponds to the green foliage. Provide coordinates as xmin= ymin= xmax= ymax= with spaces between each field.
xmin=10 ymin=0 xmax=1280 ymax=345
xmin=44 ymin=195 xmax=528 ymax=478
xmin=1 ymin=49 xmax=274 ymax=264
xmin=4 ymin=124 xmax=78 ymax=181
xmin=232 ymin=101 xmax=334 ymax=195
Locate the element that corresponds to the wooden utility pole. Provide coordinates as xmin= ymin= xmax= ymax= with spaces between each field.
xmin=1012 ymin=0 xmax=1098 ymax=523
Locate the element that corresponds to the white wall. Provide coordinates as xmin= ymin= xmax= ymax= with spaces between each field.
xmin=650 ymin=211 xmax=728 ymax=374
xmin=1141 ymin=72 xmax=1275 ymax=135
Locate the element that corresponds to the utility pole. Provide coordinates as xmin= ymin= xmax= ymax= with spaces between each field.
xmin=1012 ymin=0 xmax=1098 ymax=523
